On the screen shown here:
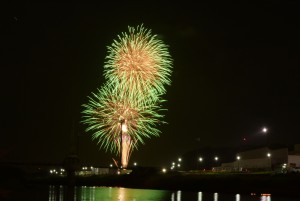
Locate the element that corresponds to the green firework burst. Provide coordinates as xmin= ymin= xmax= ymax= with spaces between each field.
xmin=104 ymin=24 xmax=173 ymax=101
xmin=82 ymin=85 xmax=165 ymax=154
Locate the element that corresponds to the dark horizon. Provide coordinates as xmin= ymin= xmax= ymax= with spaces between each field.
xmin=1 ymin=2 xmax=299 ymax=168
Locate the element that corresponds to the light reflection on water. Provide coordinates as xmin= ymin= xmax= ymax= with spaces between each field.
xmin=48 ymin=185 xmax=293 ymax=201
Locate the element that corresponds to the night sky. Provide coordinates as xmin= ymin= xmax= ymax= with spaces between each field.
xmin=2 ymin=2 xmax=299 ymax=167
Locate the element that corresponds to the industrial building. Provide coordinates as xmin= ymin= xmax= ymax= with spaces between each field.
xmin=215 ymin=144 xmax=300 ymax=172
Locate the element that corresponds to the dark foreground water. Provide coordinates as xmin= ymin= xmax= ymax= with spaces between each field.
xmin=2 ymin=185 xmax=299 ymax=201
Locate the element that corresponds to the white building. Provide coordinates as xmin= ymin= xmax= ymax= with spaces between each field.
xmin=216 ymin=145 xmax=300 ymax=172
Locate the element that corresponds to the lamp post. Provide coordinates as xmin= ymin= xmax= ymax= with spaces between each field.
xmin=198 ymin=157 xmax=203 ymax=170
xmin=267 ymin=152 xmax=271 ymax=171
xmin=236 ymin=156 xmax=241 ymax=171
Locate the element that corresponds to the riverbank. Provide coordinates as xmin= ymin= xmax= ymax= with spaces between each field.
xmin=26 ymin=171 xmax=300 ymax=196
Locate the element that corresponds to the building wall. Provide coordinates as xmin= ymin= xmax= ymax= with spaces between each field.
xmin=270 ymin=148 xmax=288 ymax=166
xmin=288 ymin=155 xmax=300 ymax=167
xmin=239 ymin=147 xmax=270 ymax=160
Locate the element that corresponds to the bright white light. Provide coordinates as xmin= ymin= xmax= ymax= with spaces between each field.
xmin=172 ymin=162 xmax=175 ymax=165
xmin=134 ymin=162 xmax=137 ymax=166
xmin=262 ymin=127 xmax=268 ymax=133
xmin=177 ymin=164 xmax=181 ymax=167
xmin=50 ymin=170 xmax=53 ymax=174
xmin=110 ymin=164 xmax=113 ymax=167
xmin=267 ymin=153 xmax=271 ymax=157
xmin=122 ymin=124 xmax=128 ymax=132
xmin=214 ymin=192 xmax=218 ymax=201
xmin=235 ymin=194 xmax=240 ymax=201
xmin=178 ymin=158 xmax=182 ymax=162
xmin=215 ymin=157 xmax=219 ymax=161
xmin=237 ymin=156 xmax=240 ymax=160
xmin=199 ymin=157 xmax=203 ymax=162
xmin=198 ymin=191 xmax=202 ymax=201
xmin=162 ymin=168 xmax=167 ymax=173
xmin=177 ymin=191 xmax=182 ymax=201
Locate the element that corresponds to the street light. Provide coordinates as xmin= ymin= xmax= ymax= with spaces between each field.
xmin=178 ymin=158 xmax=182 ymax=162
xmin=237 ymin=156 xmax=241 ymax=171
xmin=267 ymin=152 xmax=271 ymax=170
xmin=214 ymin=156 xmax=219 ymax=161
xmin=198 ymin=157 xmax=203 ymax=170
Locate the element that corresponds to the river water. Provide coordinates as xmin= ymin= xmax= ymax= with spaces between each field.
xmin=4 ymin=185 xmax=299 ymax=201
xmin=48 ymin=185 xmax=298 ymax=201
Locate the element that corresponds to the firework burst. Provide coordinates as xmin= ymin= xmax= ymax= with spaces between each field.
xmin=104 ymin=24 xmax=172 ymax=101
xmin=82 ymin=24 xmax=172 ymax=168
xmin=82 ymin=85 xmax=165 ymax=166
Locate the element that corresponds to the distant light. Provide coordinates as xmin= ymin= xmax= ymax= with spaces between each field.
xmin=50 ymin=170 xmax=53 ymax=174
xmin=134 ymin=162 xmax=137 ymax=166
xmin=172 ymin=162 xmax=175 ymax=166
xmin=177 ymin=164 xmax=181 ymax=167
xmin=261 ymin=193 xmax=271 ymax=196
xmin=215 ymin=157 xmax=219 ymax=161
xmin=178 ymin=158 xmax=182 ymax=162
xmin=267 ymin=153 xmax=271 ymax=157
xmin=199 ymin=157 xmax=203 ymax=162
xmin=262 ymin=127 xmax=268 ymax=133
xmin=162 ymin=168 xmax=167 ymax=173
xmin=237 ymin=156 xmax=240 ymax=160
xmin=110 ymin=164 xmax=113 ymax=167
